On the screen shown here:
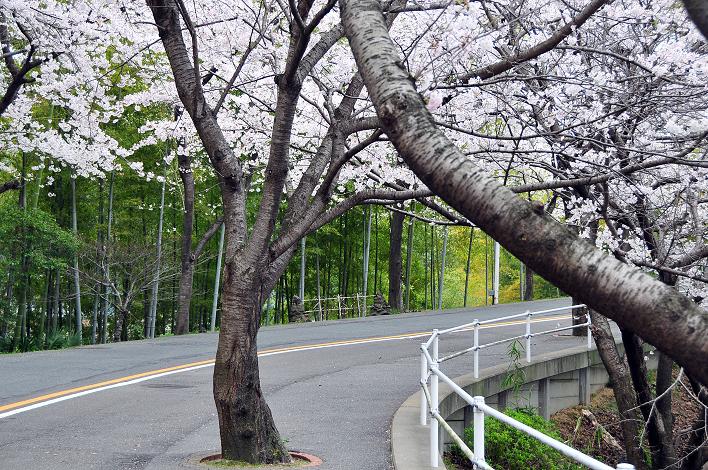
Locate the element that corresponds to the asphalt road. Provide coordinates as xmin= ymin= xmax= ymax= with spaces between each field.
xmin=0 ymin=298 xmax=591 ymax=470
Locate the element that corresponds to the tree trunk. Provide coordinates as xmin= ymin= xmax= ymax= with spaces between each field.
xmin=572 ymin=298 xmax=588 ymax=337
xmin=176 ymin=151 xmax=195 ymax=335
xmin=101 ymin=171 xmax=114 ymax=344
xmin=52 ymin=268 xmax=59 ymax=334
xmin=176 ymin=262 xmax=195 ymax=335
xmin=213 ymin=260 xmax=289 ymax=464
xmin=70 ymin=176 xmax=82 ymax=343
xmin=622 ymin=328 xmax=676 ymax=467
xmin=12 ymin=152 xmax=28 ymax=350
xmin=362 ymin=208 xmax=372 ymax=300
xmin=437 ymin=226 xmax=448 ymax=311
xmin=91 ymin=290 xmax=99 ymax=345
xmin=590 ymin=311 xmax=648 ymax=470
xmin=299 ymin=237 xmax=306 ymax=300
xmin=523 ymin=265 xmax=534 ymax=301
xmin=210 ymin=223 xmax=225 ymax=332
xmin=147 ymin=160 xmax=167 ymax=338
xmin=404 ymin=212 xmax=414 ymax=311
xmin=683 ymin=376 xmax=708 ymax=469
xmin=423 ymin=224 xmax=428 ymax=309
xmin=38 ymin=270 xmax=49 ymax=347
xmin=113 ymin=307 xmax=128 ymax=343
xmin=373 ymin=208 xmax=380 ymax=292
xmin=388 ymin=210 xmax=404 ymax=310
xmin=463 ymin=227 xmax=473 ymax=307
xmin=339 ymin=0 xmax=708 ymax=382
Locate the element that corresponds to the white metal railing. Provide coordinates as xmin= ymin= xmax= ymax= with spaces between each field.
xmin=303 ymin=294 xmax=375 ymax=320
xmin=419 ymin=304 xmax=636 ymax=470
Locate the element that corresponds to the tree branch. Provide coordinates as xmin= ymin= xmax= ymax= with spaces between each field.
xmin=340 ymin=0 xmax=708 ymax=384
xmin=192 ymin=217 xmax=225 ymax=261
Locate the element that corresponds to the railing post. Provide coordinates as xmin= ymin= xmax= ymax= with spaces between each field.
xmin=473 ymin=319 xmax=480 ymax=379
xmin=430 ymin=330 xmax=439 ymax=468
xmin=525 ymin=311 xmax=532 ymax=363
xmin=473 ymin=396 xmax=485 ymax=463
xmin=420 ymin=345 xmax=427 ymax=426
xmin=586 ymin=312 xmax=592 ymax=349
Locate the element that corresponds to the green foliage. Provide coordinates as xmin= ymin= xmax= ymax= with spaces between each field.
xmin=0 ymin=328 xmax=81 ymax=353
xmin=0 ymin=204 xmax=77 ymax=272
xmin=502 ymin=340 xmax=527 ymax=405
xmin=46 ymin=329 xmax=82 ymax=350
xmin=451 ymin=409 xmax=583 ymax=470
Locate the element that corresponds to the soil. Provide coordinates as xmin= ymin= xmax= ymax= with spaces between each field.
xmin=199 ymin=452 xmax=321 ymax=469
xmin=552 ymin=380 xmax=702 ymax=467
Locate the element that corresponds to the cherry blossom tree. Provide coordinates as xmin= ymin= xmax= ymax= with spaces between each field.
xmin=4 ymin=0 xmax=706 ymax=465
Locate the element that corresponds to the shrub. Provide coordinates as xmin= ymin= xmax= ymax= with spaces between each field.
xmin=453 ymin=408 xmax=583 ymax=470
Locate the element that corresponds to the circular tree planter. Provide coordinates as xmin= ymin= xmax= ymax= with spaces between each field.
xmin=199 ymin=451 xmax=322 ymax=468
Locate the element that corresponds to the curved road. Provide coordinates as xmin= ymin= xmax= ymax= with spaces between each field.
xmin=0 ymin=298 xmax=590 ymax=469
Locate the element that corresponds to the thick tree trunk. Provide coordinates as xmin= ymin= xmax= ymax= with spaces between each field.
xmin=388 ymin=210 xmax=404 ymax=310
xmin=213 ymin=260 xmax=289 ymax=464
xmin=682 ymin=0 xmax=708 ymax=39
xmin=339 ymin=0 xmax=708 ymax=383
xmin=176 ymin=151 xmax=195 ymax=335
xmin=572 ymin=298 xmax=588 ymax=337
xmin=590 ymin=311 xmax=648 ymax=469
xmin=176 ymin=262 xmax=195 ymax=335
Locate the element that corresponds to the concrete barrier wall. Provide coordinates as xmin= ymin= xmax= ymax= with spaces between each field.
xmin=391 ymin=343 xmax=658 ymax=470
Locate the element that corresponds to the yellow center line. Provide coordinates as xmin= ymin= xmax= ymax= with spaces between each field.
xmin=0 ymin=314 xmax=570 ymax=415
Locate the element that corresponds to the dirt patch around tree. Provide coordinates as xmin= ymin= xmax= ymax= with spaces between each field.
xmin=197 ymin=452 xmax=322 ymax=469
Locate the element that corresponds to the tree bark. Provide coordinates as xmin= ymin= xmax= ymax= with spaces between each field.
xmin=572 ymin=299 xmax=588 ymax=337
xmin=101 ymin=172 xmax=115 ymax=344
xmin=213 ymin=261 xmax=289 ymax=463
xmin=71 ymin=177 xmax=82 ymax=343
xmin=590 ymin=311 xmax=648 ymax=470
xmin=147 ymin=1 xmax=289 ymax=462
xmin=523 ymin=265 xmax=534 ymax=301
xmin=388 ymin=210 xmax=404 ymax=310
xmin=463 ymin=227 xmax=473 ymax=307
xmin=339 ymin=0 xmax=708 ymax=383
xmin=0 ymin=178 xmax=19 ymax=194
xmin=682 ymin=0 xmax=708 ymax=40
xmin=404 ymin=212 xmax=414 ymax=311
xmin=175 ymin=150 xmax=195 ymax=335
xmin=147 ymin=160 xmax=167 ymax=338
xmin=210 ymin=223 xmax=225 ymax=332
xmin=437 ymin=226 xmax=448 ymax=311
xmin=113 ymin=308 xmax=129 ymax=343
